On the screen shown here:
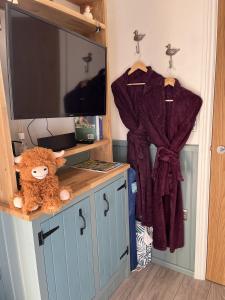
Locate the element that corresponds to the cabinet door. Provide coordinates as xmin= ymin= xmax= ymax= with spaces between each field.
xmin=95 ymin=178 xmax=128 ymax=289
xmin=41 ymin=197 xmax=95 ymax=300
xmin=0 ymin=278 xmax=6 ymax=300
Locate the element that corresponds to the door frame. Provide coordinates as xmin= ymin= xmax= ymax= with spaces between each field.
xmin=194 ymin=0 xmax=218 ymax=280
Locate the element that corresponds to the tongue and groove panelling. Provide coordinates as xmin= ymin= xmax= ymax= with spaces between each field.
xmin=112 ymin=140 xmax=198 ymax=276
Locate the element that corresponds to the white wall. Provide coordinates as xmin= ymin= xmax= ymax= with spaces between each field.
xmin=107 ymin=0 xmax=218 ymax=281
xmin=107 ymin=0 xmax=205 ymax=144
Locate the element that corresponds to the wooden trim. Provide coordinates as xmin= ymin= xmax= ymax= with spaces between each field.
xmin=194 ymin=0 xmax=218 ymax=280
xmin=0 ymin=163 xmax=130 ymax=221
xmin=0 ymin=61 xmax=17 ymax=205
xmin=90 ymin=0 xmax=112 ymax=161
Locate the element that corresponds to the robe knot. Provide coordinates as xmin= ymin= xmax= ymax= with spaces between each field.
xmin=153 ymin=146 xmax=183 ymax=196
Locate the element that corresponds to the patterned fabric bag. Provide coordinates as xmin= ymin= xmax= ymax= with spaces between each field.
xmin=136 ymin=221 xmax=153 ymax=268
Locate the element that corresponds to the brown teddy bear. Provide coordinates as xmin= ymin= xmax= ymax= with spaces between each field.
xmin=13 ymin=147 xmax=70 ymax=214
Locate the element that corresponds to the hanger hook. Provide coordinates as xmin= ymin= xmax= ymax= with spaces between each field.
xmin=165 ymin=43 xmax=180 ymax=69
xmin=134 ymin=30 xmax=146 ymax=55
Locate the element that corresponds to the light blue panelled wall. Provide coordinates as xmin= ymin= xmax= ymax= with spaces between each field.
xmin=113 ymin=140 xmax=198 ymax=276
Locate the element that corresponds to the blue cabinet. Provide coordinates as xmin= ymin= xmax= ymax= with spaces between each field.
xmin=0 ymin=173 xmax=129 ymax=300
xmin=41 ymin=197 xmax=95 ymax=300
xmin=95 ymin=178 xmax=128 ymax=289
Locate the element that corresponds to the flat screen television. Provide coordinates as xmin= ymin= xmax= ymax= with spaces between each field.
xmin=6 ymin=4 xmax=106 ymax=119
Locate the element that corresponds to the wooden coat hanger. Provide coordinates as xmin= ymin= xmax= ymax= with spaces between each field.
xmin=128 ymin=60 xmax=148 ymax=76
xmin=164 ymin=77 xmax=175 ymax=87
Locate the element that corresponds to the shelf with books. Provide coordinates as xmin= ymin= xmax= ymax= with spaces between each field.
xmin=64 ymin=138 xmax=109 ymax=157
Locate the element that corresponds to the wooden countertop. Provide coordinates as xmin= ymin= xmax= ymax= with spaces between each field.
xmin=0 ymin=163 xmax=130 ymax=221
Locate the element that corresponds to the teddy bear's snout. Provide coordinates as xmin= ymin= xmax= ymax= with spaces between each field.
xmin=31 ymin=166 xmax=49 ymax=180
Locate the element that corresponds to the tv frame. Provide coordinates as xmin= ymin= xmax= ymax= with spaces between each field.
xmin=5 ymin=3 xmax=107 ymax=120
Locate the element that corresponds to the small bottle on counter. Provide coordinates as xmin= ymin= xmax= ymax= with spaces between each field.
xmin=17 ymin=132 xmax=28 ymax=154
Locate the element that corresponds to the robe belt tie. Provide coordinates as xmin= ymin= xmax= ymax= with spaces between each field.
xmin=153 ymin=146 xmax=183 ymax=196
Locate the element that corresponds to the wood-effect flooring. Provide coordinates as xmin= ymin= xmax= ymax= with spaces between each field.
xmin=110 ymin=264 xmax=225 ymax=300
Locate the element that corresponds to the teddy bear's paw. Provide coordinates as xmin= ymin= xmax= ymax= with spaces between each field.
xmin=13 ymin=196 xmax=23 ymax=209
xmin=41 ymin=199 xmax=62 ymax=214
xmin=60 ymin=189 xmax=70 ymax=201
xmin=30 ymin=205 xmax=39 ymax=212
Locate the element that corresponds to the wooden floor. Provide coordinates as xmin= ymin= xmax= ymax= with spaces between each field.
xmin=110 ymin=264 xmax=225 ymax=300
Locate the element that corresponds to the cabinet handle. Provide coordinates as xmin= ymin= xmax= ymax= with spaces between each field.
xmin=79 ymin=208 xmax=86 ymax=235
xmin=103 ymin=193 xmax=109 ymax=217
xmin=117 ymin=180 xmax=127 ymax=191
xmin=38 ymin=226 xmax=60 ymax=246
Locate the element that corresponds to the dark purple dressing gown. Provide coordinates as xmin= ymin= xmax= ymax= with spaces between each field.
xmin=112 ymin=68 xmax=202 ymax=252
xmin=112 ymin=67 xmax=164 ymax=227
xmin=140 ymin=78 xmax=202 ymax=252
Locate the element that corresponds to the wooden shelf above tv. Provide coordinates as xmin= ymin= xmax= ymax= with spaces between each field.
xmin=0 ymin=0 xmax=106 ymax=37
xmin=67 ymin=0 xmax=105 ymax=24
xmin=64 ymin=139 xmax=109 ymax=157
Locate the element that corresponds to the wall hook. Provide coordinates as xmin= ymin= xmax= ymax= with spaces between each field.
xmin=133 ymin=30 xmax=145 ymax=55
xmin=95 ymin=26 xmax=101 ymax=33
xmin=82 ymin=52 xmax=92 ymax=73
xmin=165 ymin=44 xmax=180 ymax=69
xmin=95 ymin=22 xmax=101 ymax=33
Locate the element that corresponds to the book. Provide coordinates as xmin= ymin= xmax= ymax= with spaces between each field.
xmin=99 ymin=116 xmax=103 ymax=140
xmin=74 ymin=116 xmax=103 ymax=141
xmin=74 ymin=116 xmax=97 ymax=141
xmin=72 ymin=160 xmax=122 ymax=173
xmin=96 ymin=116 xmax=100 ymax=140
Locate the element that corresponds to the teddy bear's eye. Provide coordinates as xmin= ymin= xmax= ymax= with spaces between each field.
xmin=33 ymin=171 xmax=37 ymax=173
xmin=44 ymin=168 xmax=47 ymax=171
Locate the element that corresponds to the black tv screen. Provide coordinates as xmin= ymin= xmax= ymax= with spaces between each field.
xmin=6 ymin=5 xmax=106 ymax=119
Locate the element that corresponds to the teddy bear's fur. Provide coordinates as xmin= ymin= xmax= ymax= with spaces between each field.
xmin=13 ymin=147 xmax=70 ymax=214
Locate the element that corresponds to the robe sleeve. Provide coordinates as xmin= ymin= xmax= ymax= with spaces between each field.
xmin=111 ymin=80 xmax=138 ymax=132
xmin=171 ymin=92 xmax=202 ymax=151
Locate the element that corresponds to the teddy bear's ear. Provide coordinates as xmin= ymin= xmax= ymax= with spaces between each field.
xmin=14 ymin=155 xmax=22 ymax=164
xmin=14 ymin=155 xmax=22 ymax=172
xmin=53 ymin=150 xmax=65 ymax=158
xmin=56 ymin=157 xmax=66 ymax=168
xmin=53 ymin=150 xmax=66 ymax=167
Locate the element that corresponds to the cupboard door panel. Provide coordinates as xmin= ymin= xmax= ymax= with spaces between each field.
xmin=64 ymin=198 xmax=95 ymax=300
xmin=95 ymin=178 xmax=127 ymax=288
xmin=42 ymin=214 xmax=70 ymax=300
xmin=0 ymin=279 xmax=6 ymax=300
xmin=41 ymin=197 xmax=95 ymax=300
xmin=95 ymin=184 xmax=114 ymax=288
xmin=114 ymin=178 xmax=127 ymax=264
